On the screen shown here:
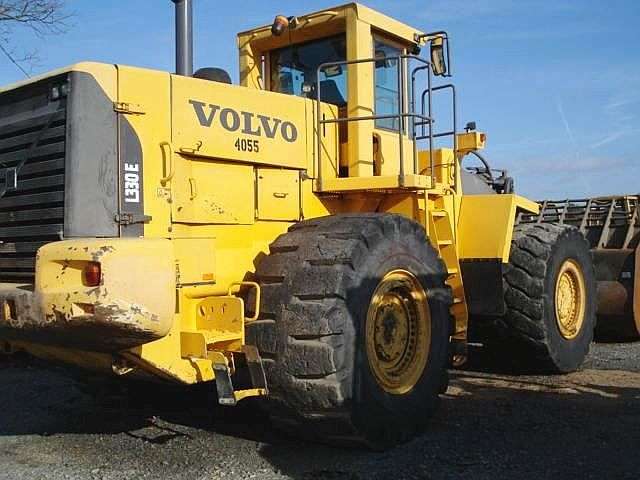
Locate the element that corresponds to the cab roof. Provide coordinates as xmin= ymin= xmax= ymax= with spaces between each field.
xmin=237 ymin=3 xmax=425 ymax=47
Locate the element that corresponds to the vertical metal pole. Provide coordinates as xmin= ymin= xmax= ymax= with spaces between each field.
xmin=173 ymin=0 xmax=193 ymax=76
xmin=410 ymin=62 xmax=418 ymax=175
xmin=622 ymin=203 xmax=638 ymax=249
xmin=316 ymin=67 xmax=323 ymax=190
xmin=452 ymin=85 xmax=458 ymax=154
xmin=451 ymin=85 xmax=458 ymax=192
xmin=397 ymin=57 xmax=405 ymax=183
xmin=427 ymin=66 xmax=433 ymax=184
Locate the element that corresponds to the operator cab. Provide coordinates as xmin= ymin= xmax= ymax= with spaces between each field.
xmin=268 ymin=33 xmax=403 ymax=130
xmin=237 ymin=3 xmax=460 ymax=192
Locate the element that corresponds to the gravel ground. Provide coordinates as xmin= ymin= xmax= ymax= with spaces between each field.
xmin=0 ymin=342 xmax=638 ymax=480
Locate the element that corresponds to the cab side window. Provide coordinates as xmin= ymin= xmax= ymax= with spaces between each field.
xmin=374 ymin=40 xmax=402 ymax=131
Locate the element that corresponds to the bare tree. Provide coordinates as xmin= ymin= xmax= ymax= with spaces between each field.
xmin=0 ymin=0 xmax=70 ymax=77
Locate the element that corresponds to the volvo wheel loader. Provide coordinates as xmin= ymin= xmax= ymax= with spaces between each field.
xmin=0 ymin=1 xmax=598 ymax=448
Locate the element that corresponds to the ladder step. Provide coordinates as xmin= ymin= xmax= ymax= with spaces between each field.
xmin=453 ymin=297 xmax=464 ymax=304
xmin=438 ymin=239 xmax=453 ymax=246
xmin=431 ymin=210 xmax=447 ymax=217
xmin=447 ymin=268 xmax=459 ymax=275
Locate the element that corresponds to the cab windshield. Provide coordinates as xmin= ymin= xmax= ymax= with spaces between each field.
xmin=269 ymin=35 xmax=347 ymax=107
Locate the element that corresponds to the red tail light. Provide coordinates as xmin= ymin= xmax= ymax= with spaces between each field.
xmin=83 ymin=262 xmax=102 ymax=287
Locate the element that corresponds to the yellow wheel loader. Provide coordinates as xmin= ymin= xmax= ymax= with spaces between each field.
xmin=0 ymin=2 xmax=599 ymax=447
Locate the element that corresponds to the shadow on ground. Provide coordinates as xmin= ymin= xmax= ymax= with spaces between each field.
xmin=0 ymin=347 xmax=639 ymax=480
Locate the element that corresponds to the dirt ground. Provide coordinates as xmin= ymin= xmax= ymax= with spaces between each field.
xmin=0 ymin=342 xmax=638 ymax=480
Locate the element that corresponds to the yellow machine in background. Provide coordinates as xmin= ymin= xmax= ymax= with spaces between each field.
xmin=0 ymin=2 xmax=598 ymax=447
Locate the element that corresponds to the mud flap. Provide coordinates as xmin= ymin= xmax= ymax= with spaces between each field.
xmin=243 ymin=345 xmax=268 ymax=392
xmin=212 ymin=360 xmax=237 ymax=406
xmin=211 ymin=346 xmax=268 ymax=406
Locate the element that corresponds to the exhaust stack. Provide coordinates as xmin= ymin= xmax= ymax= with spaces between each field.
xmin=172 ymin=0 xmax=193 ymax=76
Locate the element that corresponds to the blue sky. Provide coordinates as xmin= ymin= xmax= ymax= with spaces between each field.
xmin=1 ymin=0 xmax=639 ymax=199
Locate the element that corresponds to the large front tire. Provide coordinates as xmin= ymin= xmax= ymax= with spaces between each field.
xmin=246 ymin=214 xmax=452 ymax=449
xmin=494 ymin=223 xmax=597 ymax=373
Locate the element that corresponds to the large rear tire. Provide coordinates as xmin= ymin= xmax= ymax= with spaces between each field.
xmin=492 ymin=223 xmax=596 ymax=373
xmin=246 ymin=214 xmax=452 ymax=449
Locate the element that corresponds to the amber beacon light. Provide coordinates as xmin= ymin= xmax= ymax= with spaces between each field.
xmin=271 ymin=15 xmax=290 ymax=36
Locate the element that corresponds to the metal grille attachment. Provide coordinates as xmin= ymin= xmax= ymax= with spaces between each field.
xmin=517 ymin=196 xmax=640 ymax=250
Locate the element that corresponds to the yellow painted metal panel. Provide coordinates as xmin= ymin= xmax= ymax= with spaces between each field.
xmin=171 ymin=158 xmax=255 ymax=225
xmin=116 ymin=65 xmax=173 ymax=238
xmin=169 ymin=222 xmax=295 ymax=298
xmin=320 ymin=173 xmax=430 ymax=192
xmin=34 ymin=238 xmax=176 ymax=346
xmin=514 ymin=194 xmax=540 ymax=214
xmin=257 ymin=168 xmax=301 ymax=221
xmin=180 ymin=331 xmax=208 ymax=359
xmin=171 ymin=75 xmax=308 ymax=170
xmin=135 ymin=316 xmax=215 ymax=384
xmin=458 ymin=194 xmax=520 ymax=262
xmin=346 ymin=13 xmax=374 ymax=177
xmin=173 ymin=238 xmax=216 ymax=285
xmin=378 ymin=194 xmax=420 ymax=219
xmin=418 ymin=149 xmax=455 ymax=183
xmin=354 ymin=3 xmax=424 ymax=44
xmin=196 ymin=295 xmax=244 ymax=349
xmin=237 ymin=32 xmax=263 ymax=90
xmin=375 ymin=130 xmax=416 ymax=177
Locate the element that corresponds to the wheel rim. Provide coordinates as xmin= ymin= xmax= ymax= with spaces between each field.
xmin=365 ymin=269 xmax=431 ymax=395
xmin=554 ymin=259 xmax=587 ymax=340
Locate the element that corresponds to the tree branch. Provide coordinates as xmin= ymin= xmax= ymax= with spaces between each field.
xmin=0 ymin=0 xmax=70 ymax=77
xmin=0 ymin=40 xmax=30 ymax=76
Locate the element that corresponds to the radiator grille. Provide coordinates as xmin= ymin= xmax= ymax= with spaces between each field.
xmin=0 ymin=76 xmax=68 ymax=283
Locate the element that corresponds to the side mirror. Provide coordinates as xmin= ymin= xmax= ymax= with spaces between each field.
xmin=430 ymin=37 xmax=447 ymax=76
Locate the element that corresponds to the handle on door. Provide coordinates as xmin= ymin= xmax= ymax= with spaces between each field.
xmin=159 ymin=141 xmax=175 ymax=185
xmin=189 ymin=178 xmax=197 ymax=200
